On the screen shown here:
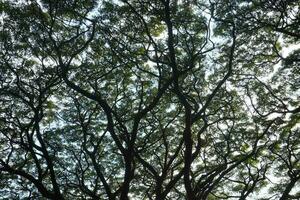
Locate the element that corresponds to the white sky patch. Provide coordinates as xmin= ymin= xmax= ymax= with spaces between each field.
xmin=282 ymin=43 xmax=300 ymax=58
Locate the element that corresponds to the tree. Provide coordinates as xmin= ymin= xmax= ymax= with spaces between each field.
xmin=0 ymin=0 xmax=299 ymax=199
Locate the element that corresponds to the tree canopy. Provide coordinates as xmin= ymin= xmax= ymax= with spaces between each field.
xmin=0 ymin=0 xmax=300 ymax=199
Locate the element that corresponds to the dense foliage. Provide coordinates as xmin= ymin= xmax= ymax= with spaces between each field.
xmin=0 ymin=0 xmax=299 ymax=199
